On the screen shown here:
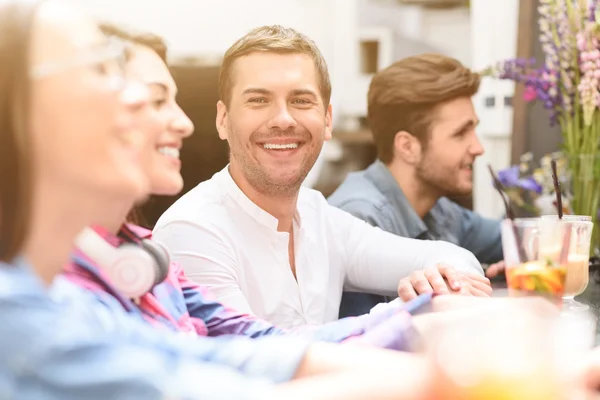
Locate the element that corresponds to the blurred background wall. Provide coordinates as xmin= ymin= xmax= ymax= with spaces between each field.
xmin=81 ymin=0 xmax=521 ymax=225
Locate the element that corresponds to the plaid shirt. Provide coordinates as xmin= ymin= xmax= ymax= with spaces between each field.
xmin=64 ymin=224 xmax=427 ymax=350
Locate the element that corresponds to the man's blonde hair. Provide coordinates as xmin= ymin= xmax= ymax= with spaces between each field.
xmin=219 ymin=25 xmax=331 ymax=107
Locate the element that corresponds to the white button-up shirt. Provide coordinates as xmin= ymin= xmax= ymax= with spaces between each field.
xmin=153 ymin=167 xmax=483 ymax=328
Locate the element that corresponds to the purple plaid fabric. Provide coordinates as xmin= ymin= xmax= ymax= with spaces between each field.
xmin=63 ymin=224 xmax=427 ymax=350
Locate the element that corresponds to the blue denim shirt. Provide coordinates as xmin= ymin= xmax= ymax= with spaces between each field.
xmin=0 ymin=258 xmax=309 ymax=399
xmin=328 ymin=161 xmax=503 ymax=317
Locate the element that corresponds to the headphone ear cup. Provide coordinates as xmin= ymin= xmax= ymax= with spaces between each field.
xmin=140 ymin=239 xmax=170 ymax=284
xmin=103 ymin=243 xmax=159 ymax=299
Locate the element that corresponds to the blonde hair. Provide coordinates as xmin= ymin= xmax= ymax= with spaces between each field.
xmin=368 ymin=53 xmax=481 ymax=164
xmin=0 ymin=0 xmax=40 ymax=261
xmin=219 ymin=25 xmax=331 ymax=107
xmin=99 ymin=23 xmax=167 ymax=63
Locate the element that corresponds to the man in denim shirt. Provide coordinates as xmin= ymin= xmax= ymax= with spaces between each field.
xmin=329 ymin=54 xmax=503 ymax=317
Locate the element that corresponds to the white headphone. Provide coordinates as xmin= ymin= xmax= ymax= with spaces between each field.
xmin=74 ymin=227 xmax=170 ymax=299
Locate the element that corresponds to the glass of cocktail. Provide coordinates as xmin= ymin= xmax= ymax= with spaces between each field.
xmin=422 ymin=303 xmax=595 ymax=400
xmin=501 ymin=218 xmax=568 ymax=302
xmin=540 ymin=214 xmax=593 ymax=311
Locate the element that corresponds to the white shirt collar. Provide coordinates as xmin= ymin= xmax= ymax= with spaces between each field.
xmin=216 ymin=166 xmax=304 ymax=233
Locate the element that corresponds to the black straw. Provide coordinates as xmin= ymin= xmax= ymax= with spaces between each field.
xmin=488 ymin=165 xmax=515 ymax=220
xmin=488 ymin=164 xmax=527 ymax=263
xmin=550 ymin=159 xmax=563 ymax=219
xmin=550 ymin=159 xmax=571 ymax=264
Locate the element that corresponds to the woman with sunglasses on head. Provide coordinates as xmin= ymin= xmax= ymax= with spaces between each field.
xmin=62 ymin=23 xmax=429 ymax=349
xmin=0 ymin=1 xmax=451 ymax=399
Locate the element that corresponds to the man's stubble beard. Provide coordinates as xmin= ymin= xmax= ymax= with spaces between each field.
xmin=228 ymin=126 xmax=322 ymax=198
xmin=415 ymin=154 xmax=472 ymax=199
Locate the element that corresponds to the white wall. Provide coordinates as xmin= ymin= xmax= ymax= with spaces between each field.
xmin=421 ymin=6 xmax=471 ymax=67
xmin=80 ymin=0 xmax=330 ymax=59
xmin=470 ymin=0 xmax=520 ymax=218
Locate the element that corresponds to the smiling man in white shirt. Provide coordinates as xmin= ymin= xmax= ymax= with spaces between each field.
xmin=153 ymin=25 xmax=491 ymax=328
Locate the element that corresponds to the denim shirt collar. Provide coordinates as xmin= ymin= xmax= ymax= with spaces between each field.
xmin=364 ymin=160 xmax=429 ymax=239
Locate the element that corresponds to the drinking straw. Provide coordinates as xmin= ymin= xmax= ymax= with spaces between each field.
xmin=551 ymin=159 xmax=571 ymax=264
xmin=551 ymin=159 xmax=563 ymax=219
xmin=488 ymin=164 xmax=527 ymax=263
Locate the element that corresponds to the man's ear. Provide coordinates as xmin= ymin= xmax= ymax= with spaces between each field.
xmin=324 ymin=103 xmax=333 ymax=141
xmin=393 ymin=131 xmax=422 ymax=165
xmin=216 ymin=100 xmax=228 ymax=140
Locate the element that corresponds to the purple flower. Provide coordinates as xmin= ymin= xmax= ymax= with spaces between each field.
xmin=497 ymin=166 xmax=543 ymax=194
xmin=519 ymin=177 xmax=544 ymax=193
xmin=590 ymin=0 xmax=599 ymax=22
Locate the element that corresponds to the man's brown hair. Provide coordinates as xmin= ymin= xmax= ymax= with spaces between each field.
xmin=219 ymin=25 xmax=331 ymax=107
xmin=368 ymin=53 xmax=480 ymax=164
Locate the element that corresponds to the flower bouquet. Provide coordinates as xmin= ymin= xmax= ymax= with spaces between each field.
xmin=482 ymin=0 xmax=600 ymax=254
xmin=496 ymin=152 xmax=571 ymax=218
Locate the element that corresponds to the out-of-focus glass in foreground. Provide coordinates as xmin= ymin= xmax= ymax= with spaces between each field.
xmin=422 ymin=304 xmax=595 ymax=399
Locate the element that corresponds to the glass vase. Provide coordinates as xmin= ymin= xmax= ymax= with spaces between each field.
xmin=567 ymin=153 xmax=600 ymax=256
